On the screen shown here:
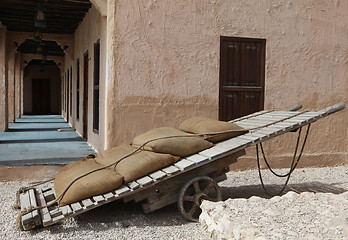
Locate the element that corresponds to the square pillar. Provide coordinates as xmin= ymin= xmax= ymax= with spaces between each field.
xmin=0 ymin=27 xmax=8 ymax=131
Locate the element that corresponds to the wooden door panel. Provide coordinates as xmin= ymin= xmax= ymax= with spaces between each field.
xmin=32 ymin=78 xmax=50 ymax=114
xmin=219 ymin=37 xmax=265 ymax=121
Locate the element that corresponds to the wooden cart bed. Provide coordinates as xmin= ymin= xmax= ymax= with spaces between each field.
xmin=18 ymin=103 xmax=346 ymax=230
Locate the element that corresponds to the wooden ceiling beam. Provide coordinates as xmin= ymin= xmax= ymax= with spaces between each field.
xmin=0 ymin=0 xmax=91 ymax=34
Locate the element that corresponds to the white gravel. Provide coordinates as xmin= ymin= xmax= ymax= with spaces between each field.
xmin=1 ymin=165 xmax=347 ymax=240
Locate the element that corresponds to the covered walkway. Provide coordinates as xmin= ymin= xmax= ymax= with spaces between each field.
xmin=0 ymin=115 xmax=95 ymax=166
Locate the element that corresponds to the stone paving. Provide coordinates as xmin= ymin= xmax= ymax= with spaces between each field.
xmin=0 ymin=115 xmax=95 ymax=165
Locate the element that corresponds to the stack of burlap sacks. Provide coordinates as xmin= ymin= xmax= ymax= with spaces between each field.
xmin=54 ymin=117 xmax=247 ymax=206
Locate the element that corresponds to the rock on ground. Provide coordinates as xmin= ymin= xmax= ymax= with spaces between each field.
xmin=200 ymin=165 xmax=348 ymax=240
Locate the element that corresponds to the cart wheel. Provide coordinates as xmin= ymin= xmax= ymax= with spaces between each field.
xmin=178 ymin=176 xmax=222 ymax=222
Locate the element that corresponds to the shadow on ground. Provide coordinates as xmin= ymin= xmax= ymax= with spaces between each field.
xmin=221 ymin=181 xmax=347 ymax=200
xmin=27 ymin=181 xmax=347 ymax=236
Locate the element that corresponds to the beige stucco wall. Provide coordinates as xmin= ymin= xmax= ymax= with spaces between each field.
xmin=66 ymin=5 xmax=107 ymax=152
xmin=106 ymin=0 xmax=347 ymax=167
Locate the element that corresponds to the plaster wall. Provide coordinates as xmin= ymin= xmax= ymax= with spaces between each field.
xmin=23 ymin=64 xmax=61 ymax=114
xmin=107 ymin=0 xmax=347 ymax=167
xmin=0 ymin=27 xmax=8 ymax=131
xmin=65 ymin=5 xmax=107 ymax=152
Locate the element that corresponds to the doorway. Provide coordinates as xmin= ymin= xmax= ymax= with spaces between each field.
xmin=83 ymin=52 xmax=89 ymax=140
xmin=32 ymin=78 xmax=51 ymax=114
xmin=219 ymin=37 xmax=266 ymax=121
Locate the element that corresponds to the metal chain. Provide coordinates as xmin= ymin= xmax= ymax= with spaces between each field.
xmin=256 ymin=124 xmax=311 ymax=196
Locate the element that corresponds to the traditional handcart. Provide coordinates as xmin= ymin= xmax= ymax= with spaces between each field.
xmin=16 ymin=102 xmax=345 ymax=230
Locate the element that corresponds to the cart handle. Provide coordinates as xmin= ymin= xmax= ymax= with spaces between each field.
xmin=318 ymin=102 xmax=346 ymax=115
xmin=284 ymin=104 xmax=302 ymax=111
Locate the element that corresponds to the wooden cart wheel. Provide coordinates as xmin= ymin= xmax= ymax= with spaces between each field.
xmin=177 ymin=176 xmax=222 ymax=222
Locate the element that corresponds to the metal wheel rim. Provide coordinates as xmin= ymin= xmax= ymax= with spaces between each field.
xmin=177 ymin=176 xmax=222 ymax=222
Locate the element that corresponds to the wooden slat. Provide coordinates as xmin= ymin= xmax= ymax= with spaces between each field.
xmin=49 ymin=208 xmax=63 ymax=218
xmin=238 ymin=135 xmax=260 ymax=142
xmin=127 ymin=181 xmax=140 ymax=190
xmin=162 ymin=165 xmax=180 ymax=175
xmin=42 ymin=189 xmax=55 ymax=197
xmin=41 ymin=186 xmax=52 ymax=193
xmin=237 ymin=122 xmax=266 ymax=129
xmin=254 ymin=127 xmax=284 ymax=137
xmin=268 ymin=111 xmax=300 ymax=116
xmin=231 ymin=110 xmax=271 ymax=122
xmin=21 ymin=212 xmax=35 ymax=231
xmin=28 ymin=189 xmax=41 ymax=226
xmin=60 ymin=205 xmax=73 ymax=216
xmin=92 ymin=195 xmax=105 ymax=203
xmin=238 ymin=119 xmax=275 ymax=126
xmin=136 ymin=176 xmax=154 ymax=186
xmin=253 ymin=114 xmax=291 ymax=120
xmin=103 ymin=192 xmax=117 ymax=200
xmin=115 ymin=185 xmax=130 ymax=195
xmin=52 ymin=214 xmax=65 ymax=222
xmin=299 ymin=112 xmax=322 ymax=117
xmin=38 ymin=189 xmax=52 ymax=226
xmin=271 ymin=122 xmax=297 ymax=130
xmin=149 ymin=170 xmax=167 ymax=181
xmin=20 ymin=191 xmax=30 ymax=211
xmin=82 ymin=198 xmax=94 ymax=208
xmin=199 ymin=146 xmax=228 ymax=159
xmin=185 ymin=154 xmax=209 ymax=165
xmin=174 ymin=158 xmax=196 ymax=170
xmin=70 ymin=202 xmax=83 ymax=212
xmin=215 ymin=137 xmax=250 ymax=150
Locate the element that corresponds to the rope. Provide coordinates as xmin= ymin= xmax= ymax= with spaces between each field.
xmin=13 ymin=178 xmax=55 ymax=210
xmin=15 ymin=110 xmax=310 ymax=228
xmin=256 ymin=124 xmax=311 ymax=196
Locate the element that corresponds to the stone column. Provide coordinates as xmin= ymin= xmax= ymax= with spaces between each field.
xmin=7 ymin=51 xmax=15 ymax=123
xmin=14 ymin=52 xmax=21 ymax=118
xmin=105 ymin=0 xmax=117 ymax=149
xmin=0 ymin=27 xmax=8 ymax=131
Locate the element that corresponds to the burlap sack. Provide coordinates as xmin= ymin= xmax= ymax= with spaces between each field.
xmin=94 ymin=144 xmax=136 ymax=167
xmin=179 ymin=117 xmax=248 ymax=143
xmin=117 ymin=151 xmax=178 ymax=182
xmin=131 ymin=127 xmax=213 ymax=157
xmin=95 ymin=144 xmax=178 ymax=182
xmin=54 ymin=158 xmax=123 ymax=206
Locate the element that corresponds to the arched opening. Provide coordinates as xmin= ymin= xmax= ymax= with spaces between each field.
xmin=23 ymin=59 xmax=61 ymax=115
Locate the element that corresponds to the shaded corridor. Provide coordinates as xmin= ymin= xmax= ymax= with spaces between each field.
xmin=0 ymin=115 xmax=95 ymax=165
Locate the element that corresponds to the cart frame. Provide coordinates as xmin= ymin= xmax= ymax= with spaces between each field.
xmin=17 ymin=102 xmax=346 ymax=230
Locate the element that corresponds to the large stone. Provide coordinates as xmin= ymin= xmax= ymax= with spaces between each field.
xmin=199 ymin=191 xmax=348 ymax=239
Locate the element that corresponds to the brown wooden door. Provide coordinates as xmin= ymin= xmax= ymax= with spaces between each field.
xmin=32 ymin=78 xmax=50 ymax=114
xmin=83 ymin=52 xmax=88 ymax=140
xmin=219 ymin=37 xmax=266 ymax=121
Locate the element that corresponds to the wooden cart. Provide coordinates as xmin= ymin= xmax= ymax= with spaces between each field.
xmin=17 ymin=103 xmax=346 ymax=230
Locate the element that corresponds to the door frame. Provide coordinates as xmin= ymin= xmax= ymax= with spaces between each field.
xmin=83 ymin=51 xmax=89 ymax=140
xmin=219 ymin=36 xmax=266 ymax=121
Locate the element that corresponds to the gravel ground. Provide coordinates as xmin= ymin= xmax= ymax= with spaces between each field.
xmin=1 ymin=165 xmax=347 ymax=240
xmin=202 ymin=166 xmax=348 ymax=240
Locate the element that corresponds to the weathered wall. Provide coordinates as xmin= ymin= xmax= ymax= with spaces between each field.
xmin=107 ymin=0 xmax=347 ymax=167
xmin=0 ymin=27 xmax=8 ymax=131
xmin=68 ymin=5 xmax=107 ymax=152
xmin=23 ymin=64 xmax=61 ymax=114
